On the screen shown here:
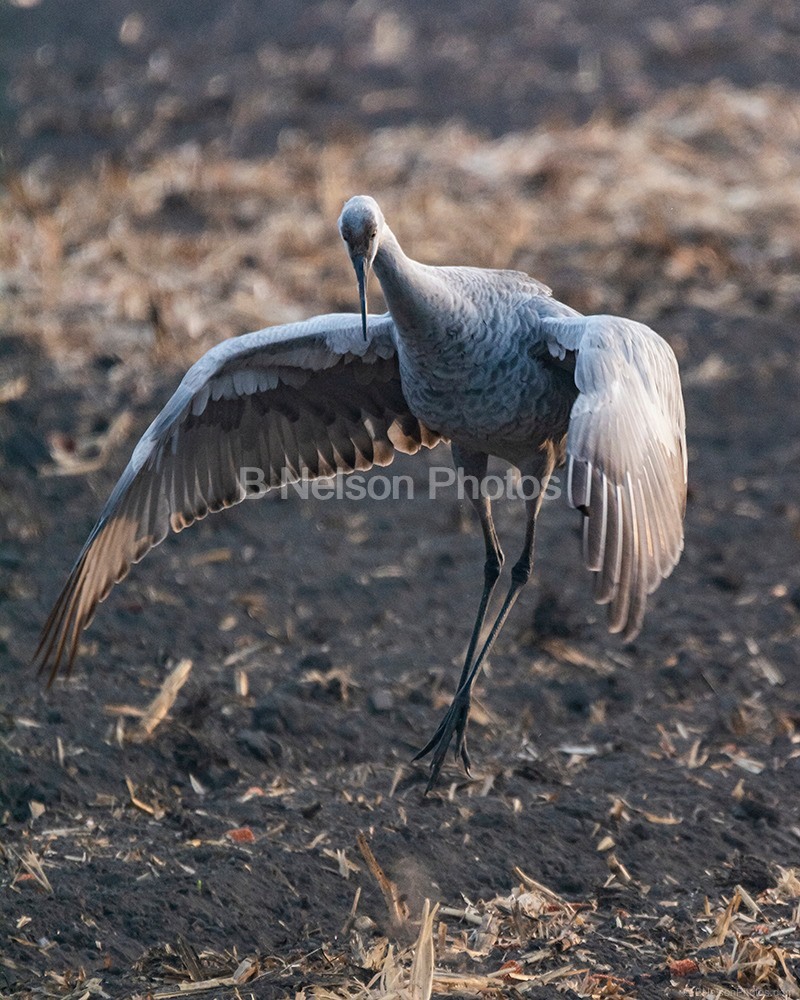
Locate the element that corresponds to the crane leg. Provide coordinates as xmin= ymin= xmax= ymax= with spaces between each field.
xmin=415 ymin=449 xmax=556 ymax=792
xmin=450 ymin=448 xmax=504 ymax=692
xmin=413 ymin=447 xmax=503 ymax=774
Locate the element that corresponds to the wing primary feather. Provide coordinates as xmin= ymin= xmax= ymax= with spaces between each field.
xmin=583 ymin=470 xmax=607 ymax=571
xmin=608 ymin=475 xmax=637 ymax=634
xmin=568 ymin=456 xmax=591 ymax=511
xmin=594 ymin=482 xmax=624 ymax=605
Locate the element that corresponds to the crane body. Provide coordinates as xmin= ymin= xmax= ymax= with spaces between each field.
xmin=35 ymin=195 xmax=687 ymax=789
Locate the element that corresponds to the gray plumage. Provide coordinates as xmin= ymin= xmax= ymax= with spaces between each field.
xmin=340 ymin=195 xmax=685 ymax=631
xmin=34 ymin=194 xmax=686 ymax=785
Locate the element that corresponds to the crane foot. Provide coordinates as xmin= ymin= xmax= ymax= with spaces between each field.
xmin=412 ymin=689 xmax=472 ymax=792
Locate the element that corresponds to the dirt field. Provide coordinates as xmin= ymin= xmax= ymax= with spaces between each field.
xmin=2 ymin=2 xmax=800 ymax=998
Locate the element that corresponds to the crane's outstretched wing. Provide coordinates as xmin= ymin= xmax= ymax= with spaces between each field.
xmin=542 ymin=315 xmax=686 ymax=640
xmin=34 ymin=313 xmax=441 ymax=682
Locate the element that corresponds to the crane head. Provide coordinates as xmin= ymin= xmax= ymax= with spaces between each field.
xmin=338 ymin=196 xmax=385 ymax=341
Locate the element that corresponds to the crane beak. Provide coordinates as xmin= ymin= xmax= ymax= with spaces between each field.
xmin=353 ymin=254 xmax=369 ymax=341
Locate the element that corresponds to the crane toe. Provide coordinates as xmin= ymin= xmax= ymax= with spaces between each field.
xmin=413 ymin=688 xmax=472 ymax=792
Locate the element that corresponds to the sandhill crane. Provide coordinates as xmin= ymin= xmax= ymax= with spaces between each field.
xmin=34 ymin=194 xmax=686 ymax=790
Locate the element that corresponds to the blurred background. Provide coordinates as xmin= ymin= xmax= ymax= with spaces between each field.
xmin=2 ymin=1 xmax=800 ymax=994
xmin=3 ymin=0 xmax=800 ymax=159
xmin=2 ymin=0 xmax=800 ymax=364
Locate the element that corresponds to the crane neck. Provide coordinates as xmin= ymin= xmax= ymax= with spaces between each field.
xmin=373 ymin=226 xmax=452 ymax=342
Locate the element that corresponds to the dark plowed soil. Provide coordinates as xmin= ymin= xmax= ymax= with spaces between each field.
xmin=2 ymin=2 xmax=800 ymax=998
